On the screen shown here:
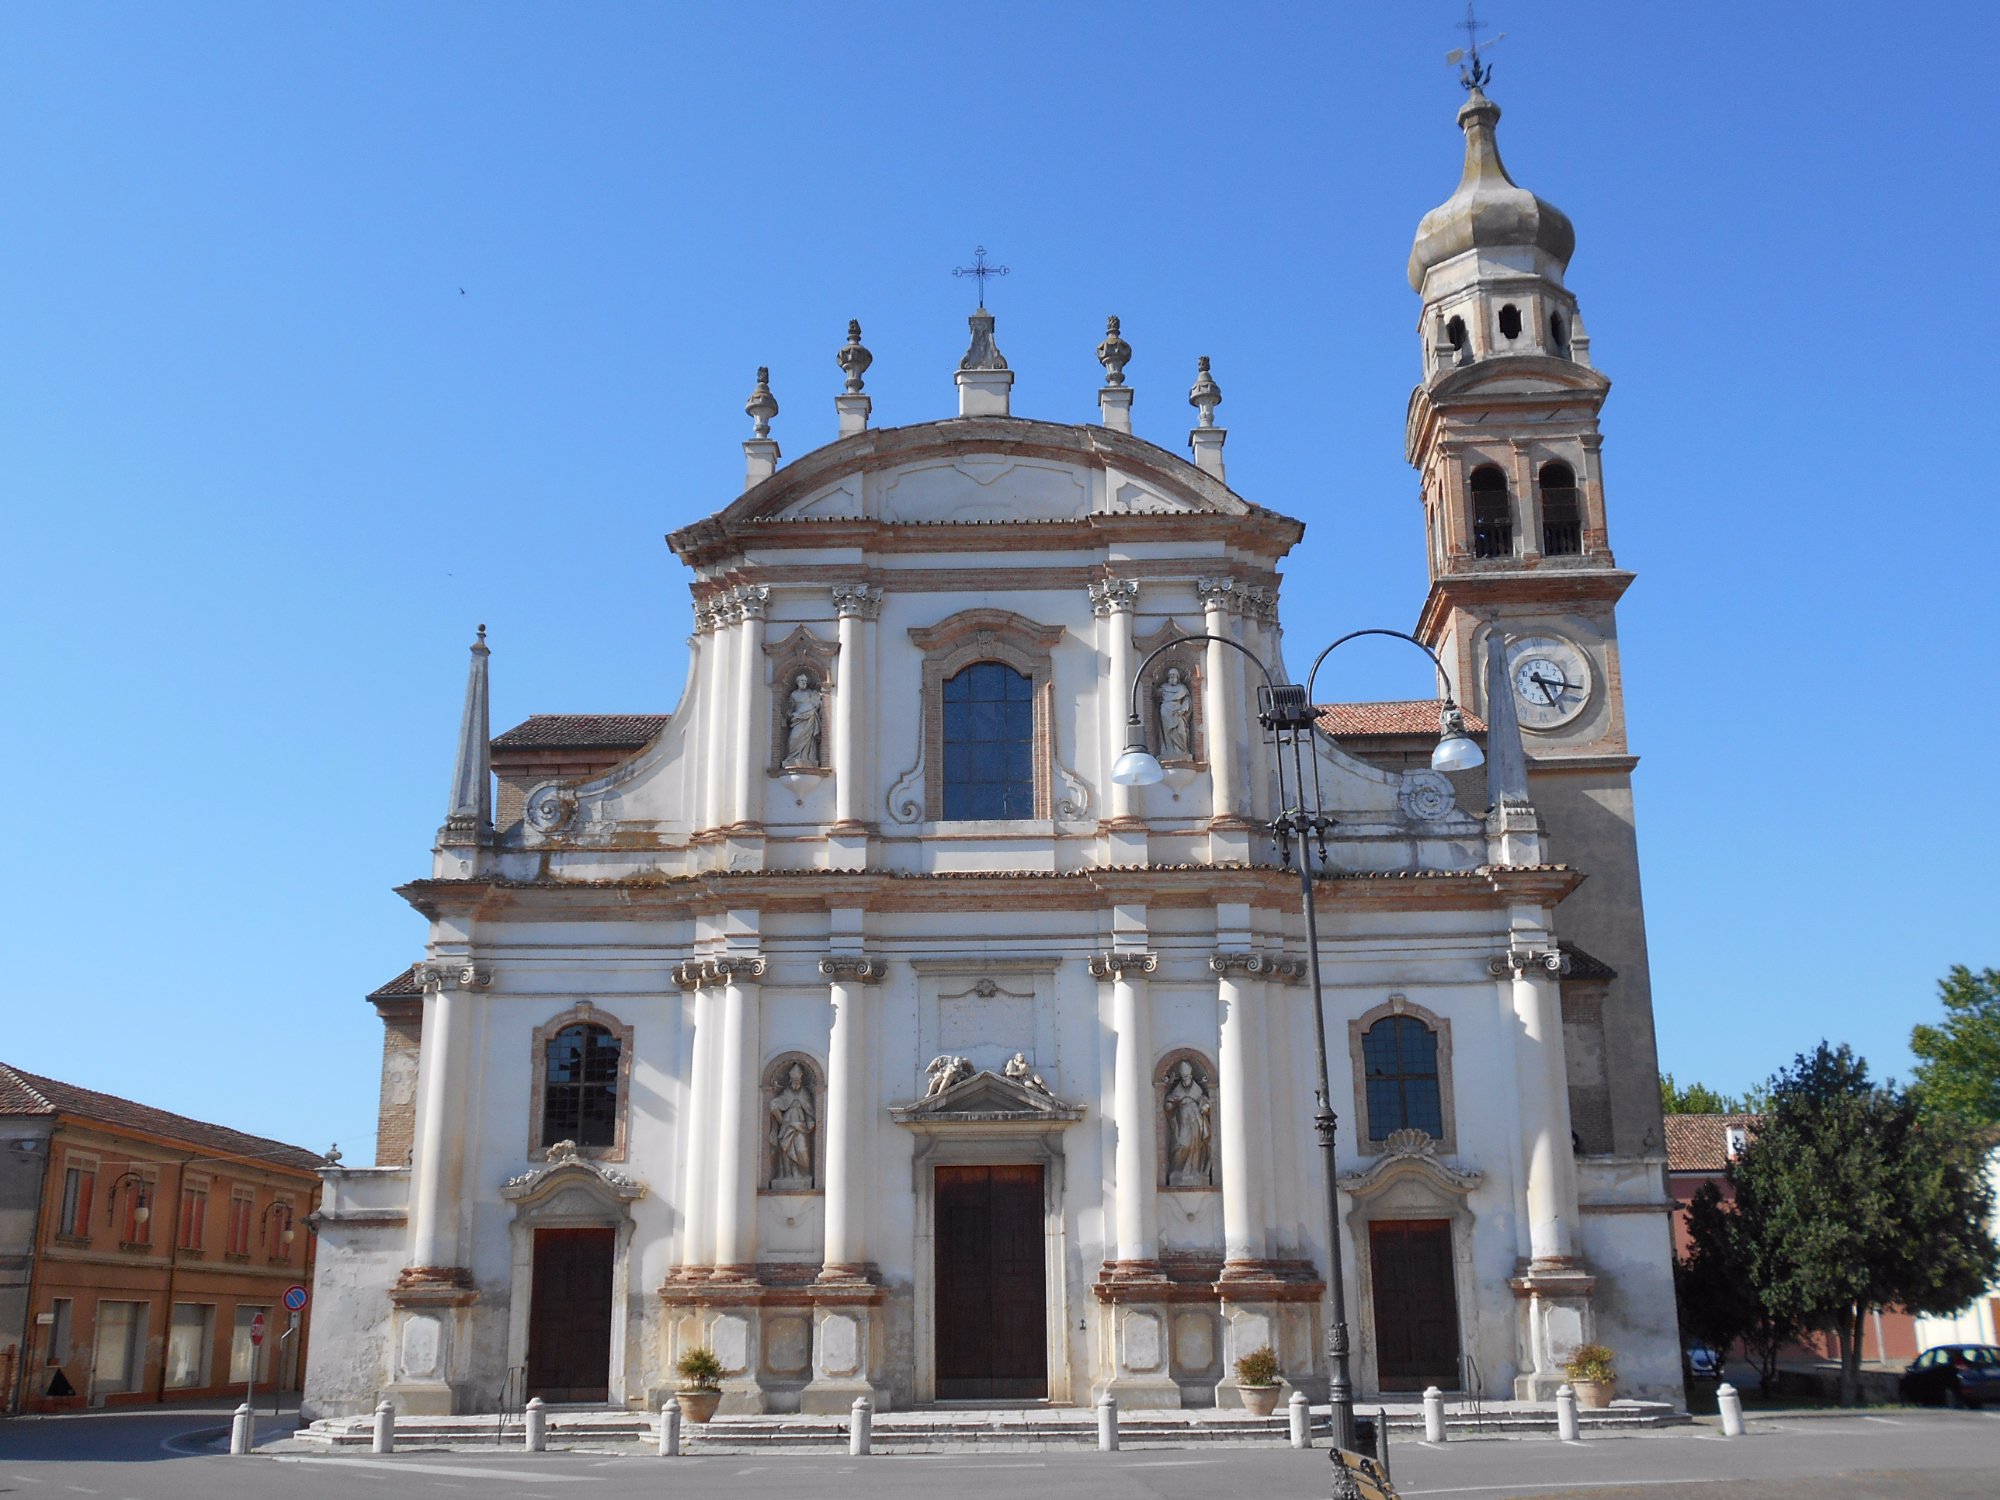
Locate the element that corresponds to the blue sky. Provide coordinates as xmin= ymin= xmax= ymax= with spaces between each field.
xmin=3 ymin=3 xmax=1991 ymax=1156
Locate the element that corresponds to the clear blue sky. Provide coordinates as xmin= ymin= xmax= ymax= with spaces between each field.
xmin=3 ymin=3 xmax=1991 ymax=1157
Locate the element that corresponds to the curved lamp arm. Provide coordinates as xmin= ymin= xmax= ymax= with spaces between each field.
xmin=1112 ymin=633 xmax=1276 ymax=788
xmin=1304 ymin=628 xmax=1484 ymax=776
xmin=1303 ymin=627 xmax=1455 ymax=709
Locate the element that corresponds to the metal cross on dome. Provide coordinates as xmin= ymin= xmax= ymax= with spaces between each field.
xmin=953 ymin=245 xmax=1010 ymax=309
xmin=1447 ymin=2 xmax=1505 ymax=91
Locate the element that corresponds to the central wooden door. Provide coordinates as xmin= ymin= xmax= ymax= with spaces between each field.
xmin=528 ymin=1227 xmax=615 ymax=1402
xmin=934 ymin=1164 xmax=1047 ymax=1399
xmin=1369 ymin=1219 xmax=1462 ymax=1391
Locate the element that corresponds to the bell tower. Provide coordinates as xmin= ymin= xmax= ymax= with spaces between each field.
xmin=1404 ymin=80 xmax=1664 ymax=1164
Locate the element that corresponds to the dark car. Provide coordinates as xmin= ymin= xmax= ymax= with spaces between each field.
xmin=1685 ymin=1343 xmax=1727 ymax=1380
xmin=1900 ymin=1344 xmax=2000 ymax=1408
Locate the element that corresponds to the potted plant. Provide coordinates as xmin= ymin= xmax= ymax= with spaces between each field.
xmin=674 ymin=1345 xmax=724 ymax=1423
xmin=1235 ymin=1343 xmax=1283 ymax=1417
xmin=1563 ymin=1343 xmax=1617 ymax=1409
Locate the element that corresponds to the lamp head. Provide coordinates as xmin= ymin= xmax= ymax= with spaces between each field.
xmin=1110 ymin=715 xmax=1165 ymax=787
xmin=133 ymin=1204 xmax=150 ymax=1227
xmin=1431 ymin=701 xmax=1484 ymax=773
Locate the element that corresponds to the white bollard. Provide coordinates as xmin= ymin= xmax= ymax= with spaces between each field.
xmin=1717 ymin=1382 xmax=1745 ymax=1438
xmin=372 ymin=1397 xmax=396 ymax=1454
xmin=229 ymin=1402 xmax=253 ymax=1455
xmin=849 ymin=1395 xmax=872 ymax=1456
xmin=658 ymin=1397 xmax=682 ymax=1457
xmin=524 ymin=1396 xmax=546 ymax=1452
xmin=1288 ymin=1389 xmax=1311 ymax=1448
xmin=1555 ymin=1384 xmax=1579 ymax=1442
xmin=1097 ymin=1393 xmax=1118 ymax=1451
xmin=1422 ymin=1385 xmax=1446 ymax=1443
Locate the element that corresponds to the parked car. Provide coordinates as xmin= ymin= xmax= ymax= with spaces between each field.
xmin=1684 ymin=1343 xmax=1727 ymax=1380
xmin=1900 ymin=1344 xmax=2000 ymax=1408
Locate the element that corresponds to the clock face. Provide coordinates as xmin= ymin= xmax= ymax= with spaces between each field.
xmin=1504 ymin=633 xmax=1593 ymax=730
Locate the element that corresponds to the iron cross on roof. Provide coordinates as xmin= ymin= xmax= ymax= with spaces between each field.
xmin=1447 ymin=3 xmax=1505 ymax=91
xmin=953 ymin=245 xmax=1010 ymax=309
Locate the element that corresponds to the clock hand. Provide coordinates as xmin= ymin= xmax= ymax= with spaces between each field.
xmin=1528 ymin=670 xmax=1561 ymax=705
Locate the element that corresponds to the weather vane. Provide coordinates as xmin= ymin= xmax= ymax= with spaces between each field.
xmin=953 ymin=245 xmax=1010 ymax=309
xmin=1445 ymin=3 xmax=1505 ymax=91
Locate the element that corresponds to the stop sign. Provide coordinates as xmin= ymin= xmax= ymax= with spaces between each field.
xmin=249 ymin=1311 xmax=267 ymax=1347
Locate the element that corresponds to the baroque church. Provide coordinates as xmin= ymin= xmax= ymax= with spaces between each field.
xmin=305 ymin=80 xmax=1679 ymax=1418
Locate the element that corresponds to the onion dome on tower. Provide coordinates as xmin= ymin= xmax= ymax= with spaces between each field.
xmin=1408 ymin=87 xmax=1585 ymax=377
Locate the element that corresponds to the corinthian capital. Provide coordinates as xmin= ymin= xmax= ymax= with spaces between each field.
xmin=830 ymin=583 xmax=883 ymax=620
xmin=1087 ymin=577 xmax=1140 ymax=617
xmin=818 ymin=956 xmax=886 ymax=983
xmin=732 ymin=584 xmax=772 ymax=621
xmin=1087 ymin=950 xmax=1158 ymax=981
xmin=1195 ymin=575 xmax=1239 ymax=613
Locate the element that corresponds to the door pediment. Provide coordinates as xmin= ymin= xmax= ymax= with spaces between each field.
xmin=891 ymin=1069 xmax=1084 ymax=1129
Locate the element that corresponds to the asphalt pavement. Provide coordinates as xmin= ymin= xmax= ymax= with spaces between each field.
xmin=2 ymin=1405 xmax=1997 ymax=1498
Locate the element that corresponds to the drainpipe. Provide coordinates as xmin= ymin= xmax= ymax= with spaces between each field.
xmin=10 ymin=1126 xmax=58 ymax=1415
xmin=153 ymin=1155 xmax=189 ymax=1403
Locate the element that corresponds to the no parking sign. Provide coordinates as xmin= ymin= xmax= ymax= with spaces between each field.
xmin=283 ymin=1284 xmax=309 ymax=1313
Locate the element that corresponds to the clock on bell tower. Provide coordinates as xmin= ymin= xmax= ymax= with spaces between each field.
xmin=1403 ymin=78 xmax=1663 ymax=1163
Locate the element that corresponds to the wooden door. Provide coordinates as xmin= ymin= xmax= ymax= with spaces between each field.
xmin=1369 ymin=1219 xmax=1462 ymax=1391
xmin=934 ymin=1164 xmax=1047 ymax=1399
xmin=528 ymin=1227 xmax=615 ymax=1403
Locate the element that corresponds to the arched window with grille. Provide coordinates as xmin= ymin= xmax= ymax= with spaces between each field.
xmin=942 ymin=661 xmax=1035 ymax=820
xmin=1539 ymin=461 xmax=1581 ymax=556
xmin=541 ymin=1022 xmax=621 ymax=1150
xmin=1469 ymin=465 xmax=1512 ymax=559
xmin=1361 ymin=1015 xmax=1444 ymax=1140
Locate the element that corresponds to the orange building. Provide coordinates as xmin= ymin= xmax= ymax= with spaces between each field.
xmin=1 ymin=1064 xmax=325 ymax=1411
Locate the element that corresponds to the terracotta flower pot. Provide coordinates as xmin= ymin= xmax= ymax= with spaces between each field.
xmin=1570 ymin=1378 xmax=1614 ymax=1410
xmin=1239 ymin=1383 xmax=1282 ymax=1417
xmin=675 ymin=1387 xmax=722 ymax=1423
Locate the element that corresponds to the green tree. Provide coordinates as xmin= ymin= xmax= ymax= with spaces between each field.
xmin=1660 ymin=1072 xmax=1742 ymax=1115
xmin=1910 ymin=965 xmax=2000 ymax=1128
xmin=1727 ymin=1043 xmax=1998 ymax=1405
xmin=1677 ymin=1180 xmax=1799 ymax=1390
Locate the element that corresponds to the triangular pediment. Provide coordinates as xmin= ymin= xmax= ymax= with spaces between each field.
xmin=890 ymin=1068 xmax=1085 ymax=1128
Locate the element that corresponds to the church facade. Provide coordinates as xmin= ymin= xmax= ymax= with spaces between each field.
xmin=304 ymin=84 xmax=1679 ymax=1418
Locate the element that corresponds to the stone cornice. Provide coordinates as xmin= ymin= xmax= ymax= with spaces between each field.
xmin=398 ymin=864 xmax=1584 ymax=922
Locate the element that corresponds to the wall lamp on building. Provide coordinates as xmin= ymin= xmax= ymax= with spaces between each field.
xmin=105 ymin=1170 xmax=151 ymax=1230
xmin=1111 ymin=626 xmax=1479 ymax=1452
xmin=261 ymin=1201 xmax=296 ymax=1250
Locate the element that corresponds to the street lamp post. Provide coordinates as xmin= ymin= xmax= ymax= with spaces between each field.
xmin=1112 ymin=628 xmax=1480 ymax=1453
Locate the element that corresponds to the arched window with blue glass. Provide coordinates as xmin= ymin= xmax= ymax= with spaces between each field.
xmin=1361 ymin=1014 xmax=1445 ymax=1141
xmin=942 ymin=661 xmax=1036 ymax=820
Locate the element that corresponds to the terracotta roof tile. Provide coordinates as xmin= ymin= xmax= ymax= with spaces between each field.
xmin=1316 ymin=700 xmax=1488 ymax=738
xmin=0 ymin=1063 xmax=326 ymax=1172
xmin=1664 ymin=1112 xmax=1760 ymax=1173
xmin=1560 ymin=942 xmax=1618 ymax=982
xmin=367 ymin=963 xmax=425 ymax=1001
xmin=492 ymin=714 xmax=668 ymax=752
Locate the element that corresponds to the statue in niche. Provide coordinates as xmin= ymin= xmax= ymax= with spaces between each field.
xmin=924 ymin=1054 xmax=974 ymax=1098
xmin=782 ymin=673 xmax=825 ymax=768
xmin=767 ymin=1062 xmax=816 ymax=1188
xmin=1164 ymin=1059 xmax=1214 ymax=1187
xmin=1157 ymin=667 xmax=1193 ymax=760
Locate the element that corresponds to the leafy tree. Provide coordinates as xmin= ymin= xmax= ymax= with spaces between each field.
xmin=1910 ymin=965 xmax=2000 ymax=1129
xmin=1677 ymin=1182 xmax=1797 ymax=1389
xmin=1726 ymin=1043 xmax=1998 ymax=1405
xmin=1660 ymin=1072 xmax=1743 ymax=1115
